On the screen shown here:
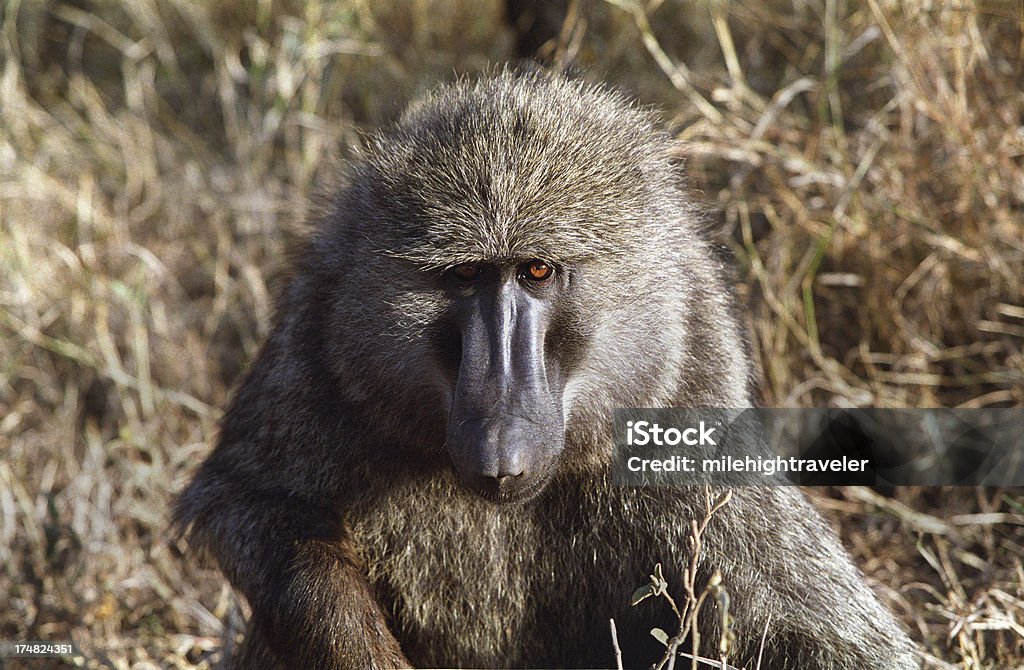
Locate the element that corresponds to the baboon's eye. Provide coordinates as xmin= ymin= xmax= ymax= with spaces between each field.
xmin=523 ymin=259 xmax=554 ymax=283
xmin=451 ymin=262 xmax=482 ymax=281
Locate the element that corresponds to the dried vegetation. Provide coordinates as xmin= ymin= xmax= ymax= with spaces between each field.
xmin=1 ymin=0 xmax=1021 ymax=668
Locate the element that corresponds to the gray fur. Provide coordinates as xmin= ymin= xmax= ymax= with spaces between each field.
xmin=174 ymin=69 xmax=919 ymax=669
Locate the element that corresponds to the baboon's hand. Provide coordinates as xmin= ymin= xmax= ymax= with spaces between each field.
xmin=176 ymin=477 xmax=411 ymax=669
xmin=256 ymin=537 xmax=411 ymax=669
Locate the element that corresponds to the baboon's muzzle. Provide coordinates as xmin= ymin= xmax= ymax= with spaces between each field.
xmin=446 ymin=280 xmax=564 ymax=503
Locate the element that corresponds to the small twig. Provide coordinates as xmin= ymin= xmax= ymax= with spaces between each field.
xmin=651 ymin=489 xmax=734 ymax=670
xmin=676 ymin=650 xmax=731 ymax=668
xmin=610 ymin=618 xmax=624 ymax=670
xmin=755 ymin=611 xmax=772 ymax=670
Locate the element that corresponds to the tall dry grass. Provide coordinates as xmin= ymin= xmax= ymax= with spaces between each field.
xmin=1 ymin=1 xmax=1021 ymax=668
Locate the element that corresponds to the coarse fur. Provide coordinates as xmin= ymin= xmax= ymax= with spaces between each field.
xmin=174 ymin=69 xmax=920 ymax=669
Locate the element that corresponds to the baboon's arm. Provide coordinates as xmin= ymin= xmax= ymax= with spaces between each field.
xmin=176 ymin=471 xmax=409 ymax=669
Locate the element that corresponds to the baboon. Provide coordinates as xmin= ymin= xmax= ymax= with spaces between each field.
xmin=174 ymin=70 xmax=920 ymax=669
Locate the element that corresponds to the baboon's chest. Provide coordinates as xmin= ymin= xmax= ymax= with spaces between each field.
xmin=346 ymin=480 xmax=675 ymax=667
xmin=348 ymin=488 xmax=540 ymax=664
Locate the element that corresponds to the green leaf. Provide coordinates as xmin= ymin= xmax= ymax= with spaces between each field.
xmin=630 ymin=583 xmax=657 ymax=606
xmin=651 ymin=628 xmax=669 ymax=646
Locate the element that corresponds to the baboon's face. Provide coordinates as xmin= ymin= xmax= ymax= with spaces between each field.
xmin=327 ymin=74 xmax=682 ymax=504
xmin=437 ymin=257 xmax=576 ymax=504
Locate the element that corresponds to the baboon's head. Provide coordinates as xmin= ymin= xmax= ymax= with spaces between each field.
xmin=311 ymin=70 xmax=735 ymax=503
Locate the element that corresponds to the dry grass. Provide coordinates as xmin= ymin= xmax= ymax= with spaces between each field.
xmin=1 ymin=1 xmax=1021 ymax=668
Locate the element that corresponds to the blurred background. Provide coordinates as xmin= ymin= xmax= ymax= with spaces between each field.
xmin=1 ymin=0 xmax=1022 ymax=667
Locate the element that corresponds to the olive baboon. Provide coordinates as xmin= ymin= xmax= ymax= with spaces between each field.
xmin=174 ymin=70 xmax=920 ymax=669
